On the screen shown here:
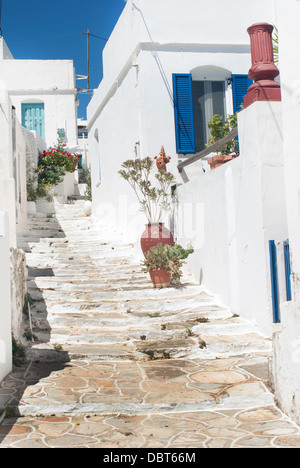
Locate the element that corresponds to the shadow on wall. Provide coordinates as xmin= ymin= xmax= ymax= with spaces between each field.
xmin=0 ymin=213 xmax=71 ymax=427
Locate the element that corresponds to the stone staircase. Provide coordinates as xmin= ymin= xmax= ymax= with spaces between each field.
xmin=18 ymin=201 xmax=271 ymax=363
xmin=4 ymin=200 xmax=274 ymax=417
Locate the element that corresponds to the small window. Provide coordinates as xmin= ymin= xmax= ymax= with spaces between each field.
xmin=78 ymin=154 xmax=83 ymax=170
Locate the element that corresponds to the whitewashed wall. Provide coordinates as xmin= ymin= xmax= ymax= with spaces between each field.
xmin=270 ymin=0 xmax=300 ymax=426
xmin=175 ymin=102 xmax=287 ymax=337
xmin=0 ymin=211 xmax=12 ymax=383
xmin=0 ymin=37 xmax=13 ymax=60
xmin=88 ymin=0 xmax=276 ymax=241
xmin=0 ymin=59 xmax=78 ymax=149
xmin=0 ymin=87 xmax=18 ymax=246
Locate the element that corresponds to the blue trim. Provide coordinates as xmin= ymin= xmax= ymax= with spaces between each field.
xmin=172 ymin=73 xmax=196 ymax=154
xmin=284 ymin=240 xmax=292 ymax=302
xmin=58 ymin=128 xmax=66 ymax=138
xmin=232 ymin=75 xmax=253 ymax=113
xmin=21 ymin=103 xmax=45 ymax=140
xmin=269 ymin=240 xmax=280 ymax=323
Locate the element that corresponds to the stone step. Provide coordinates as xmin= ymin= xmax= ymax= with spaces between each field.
xmin=28 ymin=293 xmax=218 ymax=309
xmin=31 ymin=296 xmax=229 ymax=318
xmin=25 ymin=331 xmax=271 ymax=364
xmin=27 ymin=274 xmax=149 ymax=288
xmin=1 ymin=356 xmax=274 ymax=418
xmin=30 ymin=311 xmax=228 ymax=333
xmin=30 ymin=320 xmax=266 ymax=354
xmin=31 ymin=316 xmax=259 ymax=339
xmin=2 ymin=201 xmax=276 ymax=429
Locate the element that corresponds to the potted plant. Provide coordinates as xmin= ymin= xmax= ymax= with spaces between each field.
xmin=119 ymin=157 xmax=176 ymax=255
xmin=142 ymin=243 xmax=194 ymax=288
xmin=206 ymin=114 xmax=239 ymax=170
xmin=26 ymin=175 xmax=38 ymax=216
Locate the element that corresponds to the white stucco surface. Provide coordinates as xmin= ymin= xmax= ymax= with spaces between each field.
xmin=270 ymin=0 xmax=300 ymax=425
xmin=0 ymin=211 xmax=12 ymax=383
xmin=0 ymin=37 xmax=13 ymax=60
xmin=87 ymin=0 xmax=276 ymax=243
xmin=0 ymin=58 xmax=78 ymax=149
xmin=175 ymin=102 xmax=287 ymax=336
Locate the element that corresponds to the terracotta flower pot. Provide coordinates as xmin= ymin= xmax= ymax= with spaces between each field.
xmin=141 ymin=223 xmax=174 ymax=255
xmin=207 ymin=154 xmax=227 ymax=170
xmin=208 ymin=154 xmax=239 ymax=170
xmin=149 ymin=268 xmax=172 ymax=289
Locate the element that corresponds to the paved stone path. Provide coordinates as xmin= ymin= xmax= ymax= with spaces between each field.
xmin=1 ymin=200 xmax=300 ymax=448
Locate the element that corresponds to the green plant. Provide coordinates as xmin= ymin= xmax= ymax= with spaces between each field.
xmin=12 ymin=335 xmax=25 ymax=367
xmin=148 ymin=312 xmax=161 ymax=318
xmin=273 ymin=24 xmax=279 ymax=65
xmin=199 ymin=340 xmax=207 ymax=349
xmin=142 ymin=243 xmax=194 ymax=281
xmin=23 ymin=292 xmax=33 ymax=317
xmin=23 ymin=329 xmax=38 ymax=342
xmin=27 ymin=176 xmax=38 ymax=202
xmin=4 ymin=406 xmax=17 ymax=418
xmin=85 ymin=172 xmax=92 ymax=201
xmin=119 ymin=157 xmax=175 ymax=223
xmin=53 ymin=343 xmax=63 ymax=351
xmin=206 ymin=114 xmax=238 ymax=155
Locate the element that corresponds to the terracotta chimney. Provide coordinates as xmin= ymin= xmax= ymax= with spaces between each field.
xmin=244 ymin=22 xmax=281 ymax=108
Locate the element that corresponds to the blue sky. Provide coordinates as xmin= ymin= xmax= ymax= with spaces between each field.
xmin=1 ymin=0 xmax=127 ymax=118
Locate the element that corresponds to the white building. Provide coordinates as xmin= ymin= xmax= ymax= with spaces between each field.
xmin=87 ymin=0 xmax=278 ymax=329
xmin=0 ymin=36 xmax=80 ymax=383
xmin=88 ymin=0 xmax=300 ymax=427
xmin=0 ymin=39 xmax=78 ymax=150
xmin=0 ymin=37 xmax=80 ymax=203
xmin=0 ymin=211 xmax=12 ymax=384
xmin=269 ymin=0 xmax=300 ymax=426
xmin=77 ymin=118 xmax=90 ymax=170
xmin=87 ymin=0 xmax=275 ymax=238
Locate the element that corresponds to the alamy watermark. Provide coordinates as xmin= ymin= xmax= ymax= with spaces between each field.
xmin=96 ymin=196 xmax=205 ymax=250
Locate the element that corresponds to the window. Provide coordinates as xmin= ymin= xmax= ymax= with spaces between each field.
xmin=78 ymin=154 xmax=83 ymax=170
xmin=173 ymin=73 xmax=251 ymax=154
xmin=21 ymin=103 xmax=45 ymax=140
xmin=78 ymin=128 xmax=88 ymax=139
xmin=192 ymin=80 xmax=226 ymax=153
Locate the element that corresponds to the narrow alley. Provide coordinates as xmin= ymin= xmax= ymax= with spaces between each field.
xmin=1 ymin=201 xmax=300 ymax=448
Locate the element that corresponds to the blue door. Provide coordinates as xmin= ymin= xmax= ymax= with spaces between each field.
xmin=22 ymin=103 xmax=45 ymax=140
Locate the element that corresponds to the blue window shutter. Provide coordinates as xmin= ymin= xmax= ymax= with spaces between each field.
xmin=284 ymin=240 xmax=292 ymax=302
xmin=232 ymin=75 xmax=253 ymax=113
xmin=269 ymin=240 xmax=281 ymax=324
xmin=173 ymin=74 xmax=196 ymax=154
xmin=21 ymin=103 xmax=45 ymax=140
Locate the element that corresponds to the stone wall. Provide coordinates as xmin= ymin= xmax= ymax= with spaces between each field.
xmin=10 ymin=247 xmax=27 ymax=343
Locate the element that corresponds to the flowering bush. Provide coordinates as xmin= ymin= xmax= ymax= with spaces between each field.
xmin=39 ymin=145 xmax=79 ymax=173
xmin=35 ymin=133 xmax=79 ymax=199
